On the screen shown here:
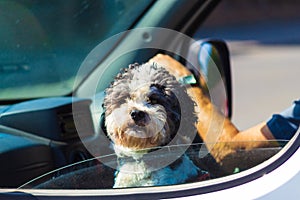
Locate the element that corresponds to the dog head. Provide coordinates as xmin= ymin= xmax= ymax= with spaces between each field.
xmin=103 ymin=62 xmax=196 ymax=156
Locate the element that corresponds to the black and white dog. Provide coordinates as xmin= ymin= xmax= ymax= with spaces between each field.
xmin=103 ymin=62 xmax=203 ymax=188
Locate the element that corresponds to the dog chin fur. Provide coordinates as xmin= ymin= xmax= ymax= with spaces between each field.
xmin=114 ymin=154 xmax=198 ymax=188
xmin=103 ymin=62 xmax=199 ymax=188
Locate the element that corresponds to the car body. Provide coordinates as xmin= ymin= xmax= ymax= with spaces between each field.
xmin=0 ymin=0 xmax=299 ymax=199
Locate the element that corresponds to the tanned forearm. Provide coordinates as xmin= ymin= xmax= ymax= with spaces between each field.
xmin=149 ymin=54 xmax=278 ymax=164
xmin=231 ymin=122 xmax=277 ymax=149
xmin=149 ymin=54 xmax=240 ymax=162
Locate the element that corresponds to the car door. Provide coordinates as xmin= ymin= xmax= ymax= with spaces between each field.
xmin=0 ymin=0 xmax=299 ymax=199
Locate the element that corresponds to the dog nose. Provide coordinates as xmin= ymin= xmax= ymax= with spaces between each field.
xmin=130 ymin=110 xmax=148 ymax=125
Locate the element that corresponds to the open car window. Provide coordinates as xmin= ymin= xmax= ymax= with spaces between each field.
xmin=0 ymin=0 xmax=299 ymax=199
xmin=18 ymin=141 xmax=288 ymax=189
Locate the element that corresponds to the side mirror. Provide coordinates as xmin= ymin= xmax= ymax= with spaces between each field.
xmin=186 ymin=39 xmax=232 ymax=118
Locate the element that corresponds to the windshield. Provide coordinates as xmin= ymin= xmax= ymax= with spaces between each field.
xmin=0 ymin=0 xmax=152 ymax=101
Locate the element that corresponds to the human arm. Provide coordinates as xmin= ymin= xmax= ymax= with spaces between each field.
xmin=149 ymin=54 xmax=239 ymax=162
xmin=149 ymin=54 xmax=280 ymax=163
xmin=236 ymin=100 xmax=300 ymax=148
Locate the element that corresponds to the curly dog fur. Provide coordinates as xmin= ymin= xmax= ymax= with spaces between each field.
xmin=103 ymin=62 xmax=201 ymax=188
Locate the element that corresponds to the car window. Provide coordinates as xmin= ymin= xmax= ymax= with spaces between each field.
xmin=18 ymin=141 xmax=288 ymax=189
xmin=0 ymin=0 xmax=152 ymax=101
xmin=0 ymin=0 xmax=299 ymax=198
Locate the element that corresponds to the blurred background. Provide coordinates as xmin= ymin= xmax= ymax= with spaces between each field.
xmin=196 ymin=0 xmax=300 ymax=130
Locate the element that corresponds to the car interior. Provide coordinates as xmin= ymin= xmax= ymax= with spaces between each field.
xmin=0 ymin=1 xmax=296 ymax=198
xmin=0 ymin=41 xmax=285 ymax=189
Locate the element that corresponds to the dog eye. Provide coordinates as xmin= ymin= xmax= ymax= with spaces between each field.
xmin=147 ymin=94 xmax=160 ymax=105
xmin=150 ymin=99 xmax=158 ymax=104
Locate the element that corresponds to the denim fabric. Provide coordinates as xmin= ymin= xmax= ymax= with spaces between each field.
xmin=267 ymin=100 xmax=300 ymax=140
